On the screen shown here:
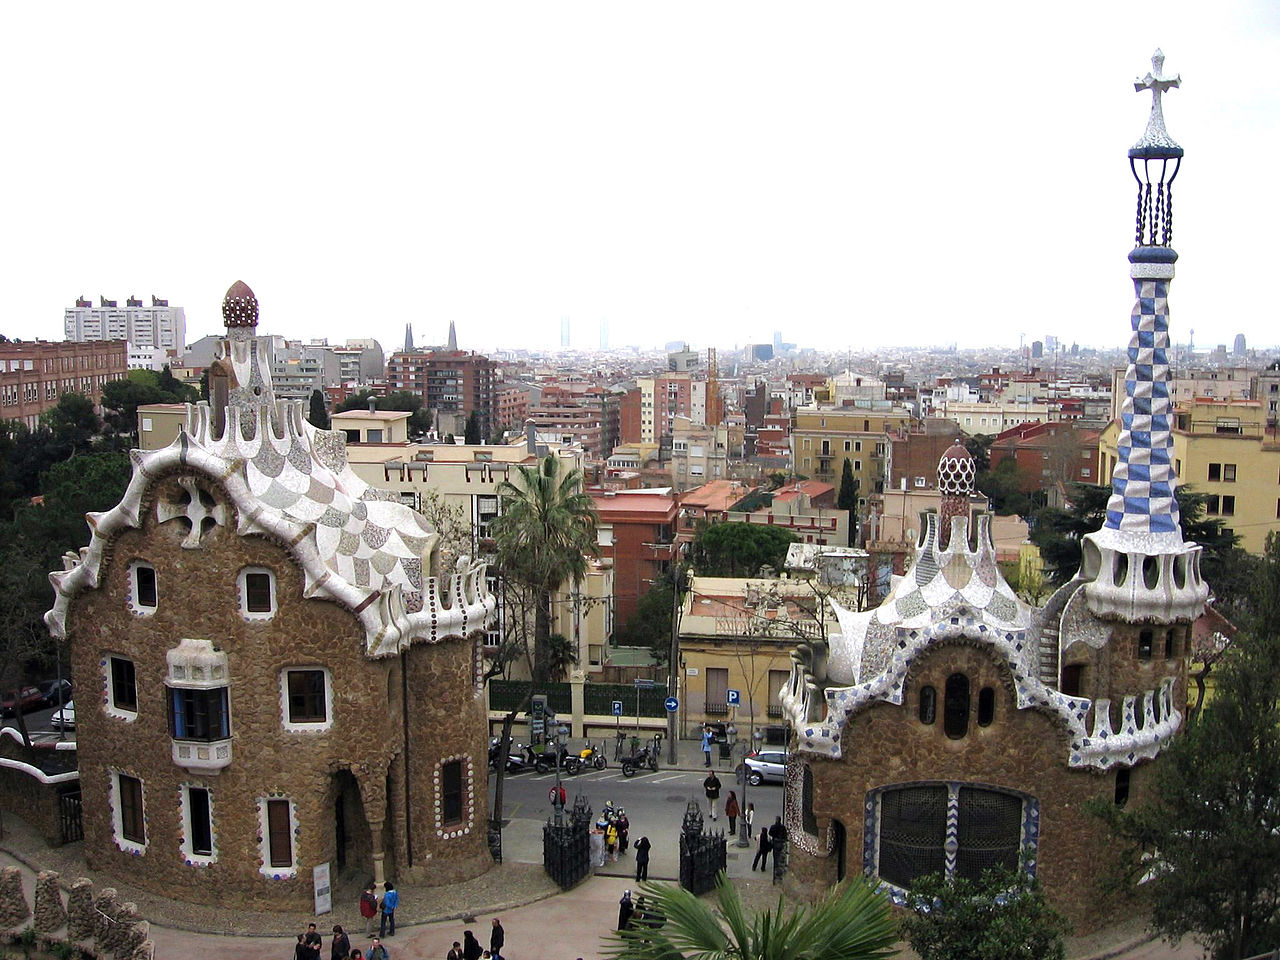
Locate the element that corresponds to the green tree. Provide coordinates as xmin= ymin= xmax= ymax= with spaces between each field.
xmin=490 ymin=454 xmax=598 ymax=683
xmin=975 ymin=457 xmax=1034 ymax=517
xmin=307 ymin=389 xmax=330 ymax=430
xmin=689 ymin=522 xmax=796 ymax=578
xmin=837 ymin=459 xmax=860 ymax=545
xmin=464 ymin=411 xmax=482 ymax=445
xmin=603 ymin=872 xmax=896 ymax=960
xmin=963 ymin=432 xmax=993 ymax=473
xmin=900 ymin=866 xmax=1069 ymax=960
xmin=615 ymin=571 xmax=680 ymax=665
xmin=1097 ymin=535 xmax=1280 ymax=960
xmin=335 ymin=390 xmax=433 ymax=435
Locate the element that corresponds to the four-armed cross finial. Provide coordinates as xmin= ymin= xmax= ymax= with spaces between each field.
xmin=1133 ymin=48 xmax=1181 ymax=153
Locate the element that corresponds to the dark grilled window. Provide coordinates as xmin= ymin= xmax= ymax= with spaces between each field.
xmin=118 ymin=774 xmax=145 ymax=844
xmin=943 ymin=673 xmax=969 ymax=740
xmin=245 ymin=572 xmax=273 ymax=613
xmin=955 ymin=787 xmax=1022 ymax=880
xmin=188 ymin=787 xmax=213 ymax=856
xmin=286 ymin=670 xmax=326 ymax=724
xmin=442 ymin=760 xmax=463 ymax=824
xmin=877 ymin=785 xmax=947 ymax=888
xmin=110 ymin=657 xmax=137 ymax=712
xmin=267 ymin=799 xmax=292 ymax=867
xmin=1138 ymin=630 xmax=1153 ymax=661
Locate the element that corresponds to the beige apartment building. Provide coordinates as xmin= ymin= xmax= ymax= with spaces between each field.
xmin=790 ymin=404 xmax=914 ymax=496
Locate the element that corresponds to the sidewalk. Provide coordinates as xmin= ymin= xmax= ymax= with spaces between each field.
xmin=0 ymin=736 xmax=1205 ymax=960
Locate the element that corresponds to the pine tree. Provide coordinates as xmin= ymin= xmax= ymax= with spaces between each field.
xmin=837 ymin=459 xmax=860 ymax=545
xmin=307 ymin=389 xmax=330 ymax=430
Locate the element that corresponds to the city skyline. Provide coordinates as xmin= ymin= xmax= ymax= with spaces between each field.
xmin=2 ymin=3 xmax=1277 ymax=355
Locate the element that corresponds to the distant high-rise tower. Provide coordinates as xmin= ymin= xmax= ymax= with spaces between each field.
xmin=560 ymin=317 xmax=570 ymax=348
xmin=404 ymin=323 xmax=414 ymax=354
xmin=447 ymin=321 xmax=458 ymax=353
xmin=599 ymin=318 xmax=609 ymax=350
xmin=1233 ymin=333 xmax=1246 ymax=357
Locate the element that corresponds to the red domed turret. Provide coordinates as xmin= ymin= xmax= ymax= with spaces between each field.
xmin=222 ymin=281 xmax=258 ymax=329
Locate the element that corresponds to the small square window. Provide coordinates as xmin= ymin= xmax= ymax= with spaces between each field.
xmin=1223 ymin=463 xmax=1237 ymax=482
xmin=237 ymin=567 xmax=276 ymax=620
xmin=1206 ymin=494 xmax=1221 ymax=515
xmin=131 ymin=562 xmax=157 ymax=612
xmin=283 ymin=669 xmax=330 ymax=729
xmin=1221 ymin=495 xmax=1235 ymax=516
xmin=1208 ymin=463 xmax=1222 ymax=482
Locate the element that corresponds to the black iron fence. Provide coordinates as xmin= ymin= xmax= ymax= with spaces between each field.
xmin=678 ymin=800 xmax=726 ymax=896
xmin=58 ymin=788 xmax=83 ymax=844
xmin=488 ymin=679 xmax=669 ymax=718
xmin=543 ymin=794 xmax=593 ymax=890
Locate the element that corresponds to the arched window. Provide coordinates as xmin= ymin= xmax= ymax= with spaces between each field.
xmin=977 ymin=687 xmax=996 ymax=727
xmin=943 ymin=674 xmax=970 ymax=740
xmin=1114 ymin=768 xmax=1130 ymax=807
xmin=1138 ymin=630 xmax=1153 ymax=661
xmin=918 ymin=685 xmax=937 ymax=725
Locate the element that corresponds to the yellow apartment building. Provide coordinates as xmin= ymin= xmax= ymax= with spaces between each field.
xmin=1099 ymin=397 xmax=1280 ymax=554
xmin=790 ymin=404 xmax=915 ymax=495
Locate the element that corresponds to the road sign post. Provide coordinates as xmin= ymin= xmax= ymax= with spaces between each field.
xmin=727 ymin=689 xmax=741 ymax=707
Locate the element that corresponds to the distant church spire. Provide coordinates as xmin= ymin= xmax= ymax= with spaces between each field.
xmin=404 ymin=323 xmax=414 ymax=354
xmin=447 ymin=321 xmax=457 ymax=352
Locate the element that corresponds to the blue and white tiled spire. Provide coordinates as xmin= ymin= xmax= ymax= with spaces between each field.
xmin=1082 ymin=51 xmax=1207 ymax=624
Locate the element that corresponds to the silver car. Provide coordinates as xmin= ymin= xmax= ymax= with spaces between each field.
xmin=738 ymin=750 xmax=787 ymax=785
xmin=50 ymin=700 xmax=75 ymax=730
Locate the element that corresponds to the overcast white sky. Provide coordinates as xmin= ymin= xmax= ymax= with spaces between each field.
xmin=2 ymin=2 xmax=1277 ymax=355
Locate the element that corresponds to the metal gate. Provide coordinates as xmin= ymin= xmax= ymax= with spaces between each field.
xmin=543 ymin=794 xmax=592 ymax=890
xmin=678 ymin=800 xmax=726 ymax=896
xmin=58 ymin=789 xmax=83 ymax=844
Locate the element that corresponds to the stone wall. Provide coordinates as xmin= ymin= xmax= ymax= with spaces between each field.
xmin=68 ymin=470 xmax=489 ymax=912
xmin=0 ymin=762 xmax=67 ymax=846
xmin=800 ymin=640 xmax=1151 ymax=931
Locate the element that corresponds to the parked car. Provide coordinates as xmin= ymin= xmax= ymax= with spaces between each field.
xmin=50 ymin=701 xmax=76 ymax=731
xmin=737 ymin=749 xmax=788 ymax=785
xmin=0 ymin=686 xmax=45 ymax=718
xmin=38 ymin=679 xmax=73 ymax=708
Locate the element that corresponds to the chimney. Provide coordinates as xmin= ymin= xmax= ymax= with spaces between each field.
xmin=368 ymin=398 xmax=377 ymax=414
xmin=525 ymin=419 xmax=537 ymax=453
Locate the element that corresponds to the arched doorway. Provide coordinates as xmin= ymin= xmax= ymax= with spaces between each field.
xmin=331 ymin=769 xmax=373 ymax=882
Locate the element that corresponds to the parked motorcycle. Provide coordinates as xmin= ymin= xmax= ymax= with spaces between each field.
xmin=578 ymin=739 xmax=608 ymax=770
xmin=535 ymin=744 xmax=581 ymax=775
xmin=621 ymin=742 xmax=660 ymax=777
xmin=489 ymin=737 xmax=536 ymax=774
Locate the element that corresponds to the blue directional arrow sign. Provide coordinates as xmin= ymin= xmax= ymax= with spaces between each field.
xmin=664 ymin=697 xmax=679 ymax=712
xmin=727 ymin=689 xmax=741 ymax=706
xmin=612 ymin=700 xmax=624 ymax=716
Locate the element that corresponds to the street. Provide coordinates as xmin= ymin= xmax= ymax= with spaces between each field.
xmin=488 ymin=756 xmax=785 ymax=880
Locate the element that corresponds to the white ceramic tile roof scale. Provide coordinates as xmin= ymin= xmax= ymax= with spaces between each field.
xmin=46 ymin=282 xmax=495 ymax=658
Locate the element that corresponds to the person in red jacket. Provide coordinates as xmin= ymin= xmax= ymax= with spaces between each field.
xmin=358 ymin=883 xmax=378 ymax=937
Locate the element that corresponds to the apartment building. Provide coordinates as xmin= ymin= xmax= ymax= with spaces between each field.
xmin=790 ymin=404 xmax=914 ymax=496
xmin=385 ymin=350 xmax=497 ymax=440
xmin=64 ymin=295 xmax=186 ymax=354
xmin=0 ymin=339 xmax=128 ymax=428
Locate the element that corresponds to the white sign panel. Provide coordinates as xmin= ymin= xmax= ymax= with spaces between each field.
xmin=313 ymin=861 xmax=332 ymax=915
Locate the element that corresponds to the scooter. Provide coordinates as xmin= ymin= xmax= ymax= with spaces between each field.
xmin=489 ymin=737 xmax=535 ymax=774
xmin=535 ymin=744 xmax=581 ymax=776
xmin=578 ymin=740 xmax=608 ymax=770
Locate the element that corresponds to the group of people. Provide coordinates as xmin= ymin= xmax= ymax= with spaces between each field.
xmin=358 ymin=882 xmax=400 ymax=938
xmin=591 ymin=800 xmax=644 ymax=870
xmin=445 ymin=918 xmax=505 ymax=960
xmin=616 ymin=889 xmax=666 ymax=934
xmin=703 ymin=772 xmax=755 ymax=836
xmin=293 ymin=923 xmax=386 ymax=960
xmin=752 ymin=815 xmax=789 ymax=872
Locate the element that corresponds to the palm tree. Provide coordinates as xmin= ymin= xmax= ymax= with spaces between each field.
xmin=602 ymin=872 xmax=896 ymax=960
xmin=490 ymin=453 xmax=598 ymax=683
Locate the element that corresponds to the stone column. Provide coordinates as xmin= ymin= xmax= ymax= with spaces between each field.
xmin=358 ymin=763 xmax=389 ymax=890
xmin=0 ymin=866 xmax=30 ymax=930
xmin=32 ymin=871 xmax=65 ymax=935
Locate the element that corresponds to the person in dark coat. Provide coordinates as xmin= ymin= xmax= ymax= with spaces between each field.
xmin=489 ymin=917 xmax=505 ymax=960
xmin=329 ymin=925 xmax=351 ymax=960
xmin=634 ymin=835 xmax=651 ymax=881
xmin=752 ymin=825 xmax=772 ymax=871
xmin=462 ymin=929 xmax=483 ymax=960
xmin=617 ymin=889 xmax=635 ymax=930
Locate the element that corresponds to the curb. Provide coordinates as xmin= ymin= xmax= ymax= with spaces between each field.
xmin=1074 ymin=931 xmax=1160 ymax=960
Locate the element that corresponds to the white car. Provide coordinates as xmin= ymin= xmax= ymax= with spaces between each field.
xmin=50 ymin=701 xmax=75 ymax=730
xmin=738 ymin=750 xmax=788 ymax=785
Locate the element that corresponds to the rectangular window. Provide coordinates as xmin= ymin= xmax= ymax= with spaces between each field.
xmin=135 ymin=565 xmax=157 ymax=608
xmin=110 ymin=657 xmax=138 ymax=712
xmin=118 ymin=774 xmax=145 ymax=844
xmin=169 ymin=687 xmax=230 ymax=740
xmin=286 ymin=670 xmax=327 ymax=724
xmin=442 ymin=760 xmax=463 ymax=824
xmin=245 ymin=572 xmax=273 ymax=613
xmin=266 ymin=799 xmax=293 ymax=868
xmin=844 ymin=440 xmax=851 ymax=451
xmin=705 ymin=667 xmax=729 ymax=716
xmin=1223 ymin=463 xmax=1237 ymax=482
xmin=188 ymin=787 xmax=213 ymax=856
xmin=1208 ymin=463 xmax=1222 ymax=482
xmin=1206 ymin=494 xmax=1221 ymax=515
xmin=1221 ymin=495 xmax=1235 ymax=516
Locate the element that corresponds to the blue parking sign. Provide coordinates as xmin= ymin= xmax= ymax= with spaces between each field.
xmin=612 ymin=700 xmax=624 ymax=716
xmin=727 ymin=689 xmax=741 ymax=706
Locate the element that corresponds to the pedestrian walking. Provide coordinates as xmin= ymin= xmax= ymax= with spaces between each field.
xmin=359 ymin=884 xmax=379 ymax=938
xmin=744 ymin=801 xmax=755 ymax=838
xmin=304 ymin=923 xmax=323 ymax=960
xmin=365 ymin=936 xmax=390 ymax=960
xmin=489 ymin=917 xmax=505 ymax=960
xmin=462 ymin=929 xmax=482 ymax=960
xmin=634 ymin=835 xmax=651 ymax=881
xmin=617 ymin=889 xmax=635 ymax=930
xmin=701 ymin=725 xmax=713 ymax=766
xmin=752 ymin=825 xmax=772 ymax=871
xmin=725 ymin=790 xmax=740 ymax=834
xmin=617 ymin=807 xmax=630 ymax=853
xmin=330 ymin=925 xmax=351 ymax=960
xmin=703 ymin=770 xmax=722 ymax=820
xmin=379 ymin=882 xmax=399 ymax=937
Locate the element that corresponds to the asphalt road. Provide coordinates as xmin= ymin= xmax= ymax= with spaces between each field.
xmin=1 ymin=702 xmax=73 ymax=740
xmin=488 ymin=758 xmax=785 ymax=880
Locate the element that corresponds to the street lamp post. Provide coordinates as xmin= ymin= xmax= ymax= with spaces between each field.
xmin=735 ymin=729 xmax=762 ymax=847
xmin=551 ymin=723 xmax=569 ymax=825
